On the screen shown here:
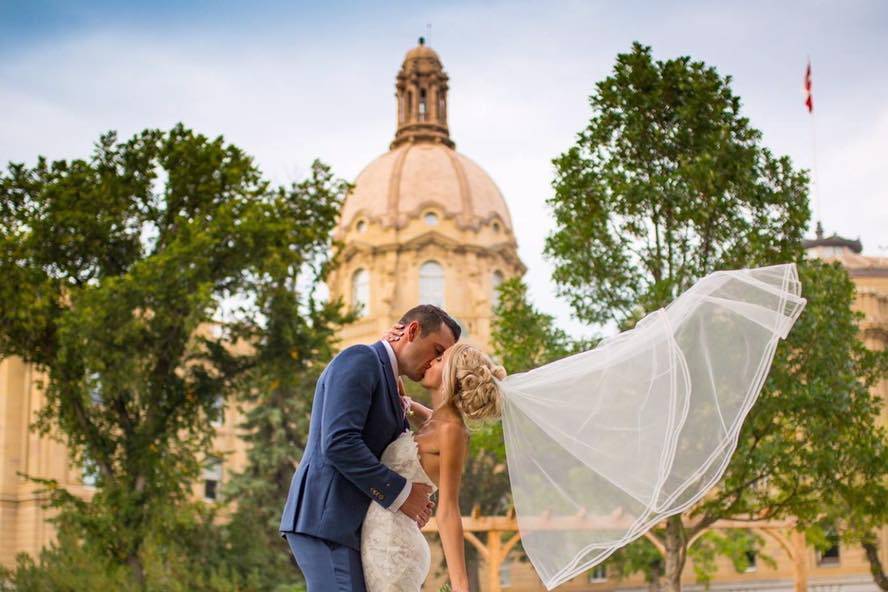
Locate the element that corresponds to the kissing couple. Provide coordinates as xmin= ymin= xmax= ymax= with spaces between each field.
xmin=280 ymin=264 xmax=807 ymax=591
xmin=280 ymin=304 xmax=499 ymax=592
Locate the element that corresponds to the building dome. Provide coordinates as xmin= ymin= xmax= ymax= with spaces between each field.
xmin=403 ymin=36 xmax=441 ymax=65
xmin=328 ymin=39 xmax=524 ymax=351
xmin=338 ymin=142 xmax=514 ymax=233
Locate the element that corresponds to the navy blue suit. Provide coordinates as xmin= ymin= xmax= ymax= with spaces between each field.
xmin=280 ymin=341 xmax=409 ymax=590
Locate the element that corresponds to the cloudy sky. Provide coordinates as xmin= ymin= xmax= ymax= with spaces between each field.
xmin=2 ymin=0 xmax=886 ymax=336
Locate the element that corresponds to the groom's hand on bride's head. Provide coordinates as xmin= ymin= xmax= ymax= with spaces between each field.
xmin=399 ymin=482 xmax=435 ymax=527
xmin=383 ymin=323 xmax=406 ymax=343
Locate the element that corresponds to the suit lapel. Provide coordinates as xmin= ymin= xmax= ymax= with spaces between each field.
xmin=371 ymin=341 xmax=404 ymax=425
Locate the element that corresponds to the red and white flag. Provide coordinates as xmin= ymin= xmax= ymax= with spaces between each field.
xmin=804 ymin=60 xmax=814 ymax=113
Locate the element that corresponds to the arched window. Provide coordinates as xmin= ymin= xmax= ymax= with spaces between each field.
xmin=352 ymin=268 xmax=370 ymax=317
xmin=491 ymin=271 xmax=505 ymax=310
xmin=406 ymin=90 xmax=413 ymax=120
xmin=419 ymin=261 xmax=445 ymax=307
xmin=419 ymin=88 xmax=427 ymax=121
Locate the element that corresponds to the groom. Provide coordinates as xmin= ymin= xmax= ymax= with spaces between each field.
xmin=280 ymin=304 xmax=461 ymax=591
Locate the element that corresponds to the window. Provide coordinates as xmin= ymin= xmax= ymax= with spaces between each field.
xmin=492 ymin=221 xmax=500 ymax=233
xmin=424 ymin=212 xmax=439 ymax=226
xmin=419 ymin=261 xmax=445 ymax=307
xmin=203 ymin=458 xmax=222 ymax=501
xmin=87 ymin=371 xmax=102 ymax=406
xmin=356 ymin=219 xmax=367 ymax=233
xmin=210 ymin=395 xmax=224 ymax=427
xmin=438 ymin=94 xmax=446 ymax=122
xmin=491 ymin=271 xmax=505 ymax=310
xmin=587 ymin=564 xmax=607 ymax=583
xmin=419 ymin=88 xmax=427 ymax=121
xmin=82 ymin=456 xmax=98 ymax=488
xmin=352 ymin=269 xmax=370 ymax=317
xmin=744 ymin=550 xmax=758 ymax=573
xmin=406 ymin=90 xmax=413 ymax=120
xmin=818 ymin=529 xmax=841 ymax=566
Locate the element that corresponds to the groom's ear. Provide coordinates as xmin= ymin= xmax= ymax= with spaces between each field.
xmin=405 ymin=320 xmax=421 ymax=342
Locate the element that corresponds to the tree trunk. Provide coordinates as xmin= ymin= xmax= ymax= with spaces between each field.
xmin=127 ymin=553 xmax=146 ymax=590
xmin=647 ymin=561 xmax=664 ymax=592
xmin=467 ymin=555 xmax=481 ymax=592
xmin=862 ymin=532 xmax=888 ymax=591
xmin=663 ymin=515 xmax=687 ymax=592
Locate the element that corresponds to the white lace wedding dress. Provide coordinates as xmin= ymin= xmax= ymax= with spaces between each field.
xmin=361 ymin=430 xmax=437 ymax=592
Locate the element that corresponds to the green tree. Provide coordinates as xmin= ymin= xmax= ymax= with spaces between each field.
xmin=491 ymin=278 xmax=590 ymax=374
xmin=544 ymin=43 xmax=888 ymax=591
xmin=0 ymin=125 xmax=348 ymax=589
xmin=547 ymin=43 xmax=808 ymax=329
xmin=0 ymin=503 xmax=275 ymax=592
xmin=222 ymin=285 xmax=351 ymax=590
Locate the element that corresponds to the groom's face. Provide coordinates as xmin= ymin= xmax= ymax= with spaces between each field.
xmin=400 ymin=321 xmax=456 ymax=382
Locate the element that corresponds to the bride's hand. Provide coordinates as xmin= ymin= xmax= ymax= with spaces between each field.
xmin=383 ymin=323 xmax=406 ymax=342
xmin=398 ymin=377 xmax=417 ymax=419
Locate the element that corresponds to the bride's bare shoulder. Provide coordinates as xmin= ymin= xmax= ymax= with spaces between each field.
xmin=436 ymin=420 xmax=470 ymax=449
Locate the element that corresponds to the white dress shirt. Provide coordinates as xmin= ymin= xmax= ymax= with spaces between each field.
xmin=380 ymin=340 xmax=412 ymax=513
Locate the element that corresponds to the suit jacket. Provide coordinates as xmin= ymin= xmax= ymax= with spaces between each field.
xmin=279 ymin=341 xmax=410 ymax=550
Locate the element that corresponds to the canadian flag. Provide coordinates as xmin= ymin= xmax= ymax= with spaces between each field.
xmin=804 ymin=60 xmax=814 ymax=113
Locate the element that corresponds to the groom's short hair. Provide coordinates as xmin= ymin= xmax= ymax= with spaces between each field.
xmin=399 ymin=305 xmax=461 ymax=341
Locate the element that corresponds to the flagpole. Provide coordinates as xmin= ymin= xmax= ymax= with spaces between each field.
xmin=810 ymin=104 xmax=821 ymax=226
xmin=806 ymin=57 xmax=822 ymax=228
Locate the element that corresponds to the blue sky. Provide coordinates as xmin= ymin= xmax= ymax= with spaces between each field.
xmin=2 ymin=0 xmax=886 ymax=337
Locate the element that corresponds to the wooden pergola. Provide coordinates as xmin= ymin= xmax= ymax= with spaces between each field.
xmin=423 ymin=509 xmax=808 ymax=592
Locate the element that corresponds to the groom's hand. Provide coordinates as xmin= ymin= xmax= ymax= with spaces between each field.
xmin=399 ymin=482 xmax=435 ymax=527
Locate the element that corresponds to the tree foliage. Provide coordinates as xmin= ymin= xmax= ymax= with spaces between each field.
xmin=222 ymin=284 xmax=351 ymax=590
xmin=491 ymin=278 xmax=592 ymax=374
xmin=0 ymin=125 xmax=348 ymax=589
xmin=544 ymin=43 xmax=888 ymax=590
xmin=546 ymin=42 xmax=809 ymax=330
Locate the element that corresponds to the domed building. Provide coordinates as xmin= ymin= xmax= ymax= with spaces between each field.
xmin=328 ymin=38 xmax=525 ymax=349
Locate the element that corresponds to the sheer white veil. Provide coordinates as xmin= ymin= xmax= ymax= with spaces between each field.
xmin=499 ymin=264 xmax=806 ymax=590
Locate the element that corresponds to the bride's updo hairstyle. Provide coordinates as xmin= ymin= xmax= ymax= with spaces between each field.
xmin=442 ymin=343 xmax=507 ymax=422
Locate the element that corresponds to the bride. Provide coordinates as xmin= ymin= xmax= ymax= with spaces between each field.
xmin=361 ymin=341 xmax=506 ymax=592
xmin=361 ymin=263 xmax=806 ymax=592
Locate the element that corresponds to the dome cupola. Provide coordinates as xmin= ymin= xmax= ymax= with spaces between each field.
xmin=392 ymin=37 xmax=454 ymax=150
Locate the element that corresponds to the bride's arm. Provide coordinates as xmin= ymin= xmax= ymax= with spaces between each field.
xmin=435 ymin=423 xmax=470 ymax=592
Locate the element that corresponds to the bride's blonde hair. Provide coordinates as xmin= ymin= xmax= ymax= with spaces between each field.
xmin=441 ymin=343 xmax=507 ymax=422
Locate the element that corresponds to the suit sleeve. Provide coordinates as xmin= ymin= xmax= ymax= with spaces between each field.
xmin=320 ymin=346 xmax=408 ymax=509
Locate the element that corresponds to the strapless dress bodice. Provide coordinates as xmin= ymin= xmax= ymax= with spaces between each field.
xmin=361 ymin=430 xmax=435 ymax=592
